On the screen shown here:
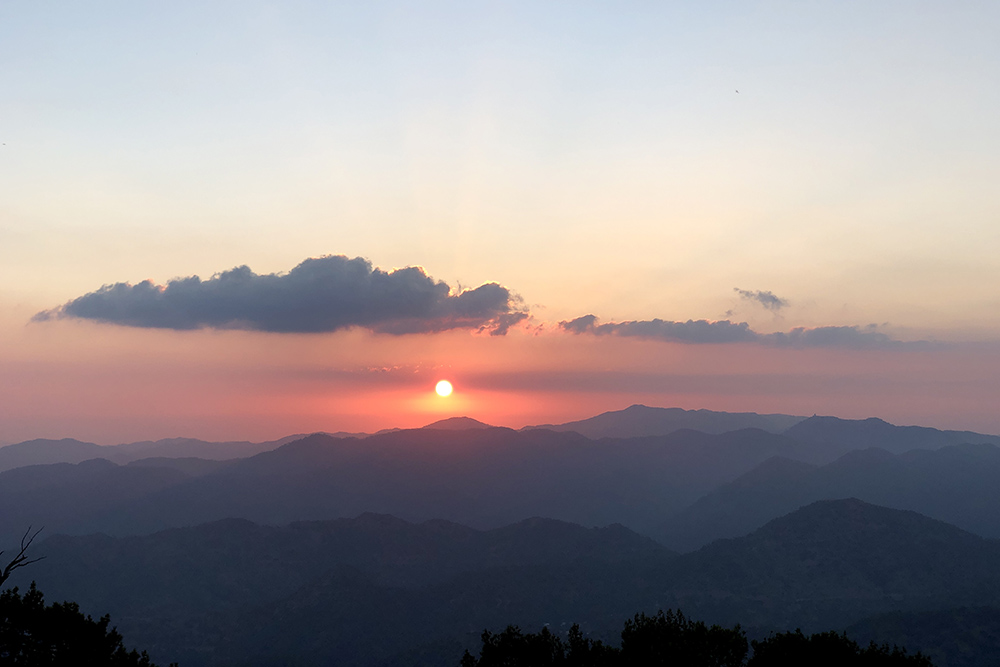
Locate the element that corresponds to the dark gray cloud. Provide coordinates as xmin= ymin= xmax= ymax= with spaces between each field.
xmin=759 ymin=325 xmax=895 ymax=349
xmin=560 ymin=315 xmax=915 ymax=350
xmin=560 ymin=315 xmax=757 ymax=344
xmin=34 ymin=255 xmax=527 ymax=335
xmin=734 ymin=288 xmax=789 ymax=311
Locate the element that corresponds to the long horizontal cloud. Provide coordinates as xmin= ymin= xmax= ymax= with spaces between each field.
xmin=560 ymin=315 xmax=919 ymax=350
xmin=35 ymin=255 xmax=528 ymax=335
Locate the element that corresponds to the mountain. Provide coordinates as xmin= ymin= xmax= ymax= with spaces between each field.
xmin=16 ymin=514 xmax=669 ymax=666
xmin=783 ymin=415 xmax=1000 ymax=463
xmin=657 ymin=499 xmax=1000 ymax=632
xmin=0 ymin=457 xmax=216 ymax=543
xmin=125 ymin=456 xmax=234 ymax=476
xmin=525 ymin=404 xmax=806 ymax=438
xmin=0 ymin=438 xmax=123 ymax=471
xmin=657 ymin=455 xmax=819 ymax=551
xmin=14 ymin=499 xmax=1000 ymax=667
xmin=422 ymin=416 xmax=493 ymax=430
xmin=7 ymin=409 xmax=997 ymax=474
xmin=847 ymin=606 xmax=1000 ymax=667
xmin=112 ymin=435 xmax=304 ymax=460
xmin=25 ymin=426 xmax=801 ymax=540
xmin=0 ymin=435 xmax=309 ymax=473
xmin=659 ymin=443 xmax=1000 ymax=550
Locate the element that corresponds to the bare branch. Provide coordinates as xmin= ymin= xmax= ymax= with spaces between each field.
xmin=0 ymin=526 xmax=45 ymax=588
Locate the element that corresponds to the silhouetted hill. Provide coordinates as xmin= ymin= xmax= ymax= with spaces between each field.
xmin=847 ymin=606 xmax=1000 ymax=667
xmin=0 ymin=458 xmax=194 ymax=543
xmin=0 ymin=434 xmax=308 ymax=472
xmin=13 ymin=499 xmax=1000 ymax=666
xmin=656 ymin=499 xmax=1000 ymax=632
xmin=658 ymin=455 xmax=818 ymax=551
xmin=659 ymin=443 xmax=1000 ymax=550
xmin=526 ymin=404 xmax=805 ymax=438
xmin=783 ymin=416 xmax=1000 ymax=462
xmin=125 ymin=456 xmax=233 ymax=476
xmin=57 ymin=426 xmax=800 ymax=538
xmin=113 ymin=435 xmax=301 ymax=460
xmin=422 ymin=416 xmax=493 ymax=430
xmin=0 ymin=438 xmax=124 ymax=471
xmin=18 ymin=514 xmax=668 ymax=666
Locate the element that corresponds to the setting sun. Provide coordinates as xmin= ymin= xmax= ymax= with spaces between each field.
xmin=435 ymin=380 xmax=453 ymax=397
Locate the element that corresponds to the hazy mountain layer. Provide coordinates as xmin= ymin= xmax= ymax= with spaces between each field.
xmin=660 ymin=443 xmax=1000 ymax=550
xmin=0 ymin=435 xmax=304 ymax=472
xmin=525 ymin=404 xmax=806 ymax=438
xmin=5 ymin=407 xmax=997 ymax=475
xmin=783 ymin=416 xmax=1000 ymax=460
xmin=2 ymin=427 xmax=804 ymax=543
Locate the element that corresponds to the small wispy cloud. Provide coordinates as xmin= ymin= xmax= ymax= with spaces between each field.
xmin=734 ymin=288 xmax=789 ymax=311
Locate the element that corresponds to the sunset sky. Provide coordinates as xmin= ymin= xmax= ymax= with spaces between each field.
xmin=2 ymin=2 xmax=1000 ymax=444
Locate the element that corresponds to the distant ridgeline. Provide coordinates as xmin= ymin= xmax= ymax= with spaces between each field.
xmin=4 ymin=405 xmax=1000 ymax=665
xmin=3 ymin=406 xmax=1000 ymax=549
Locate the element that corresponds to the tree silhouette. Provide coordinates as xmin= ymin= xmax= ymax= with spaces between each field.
xmin=459 ymin=610 xmax=934 ymax=666
xmin=620 ymin=610 xmax=747 ymax=666
xmin=0 ymin=528 xmax=172 ymax=666
xmin=0 ymin=583 xmax=165 ymax=666
xmin=0 ymin=527 xmax=44 ymax=589
xmin=748 ymin=629 xmax=933 ymax=667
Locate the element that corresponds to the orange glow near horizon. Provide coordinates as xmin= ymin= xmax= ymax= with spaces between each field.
xmin=4 ymin=315 xmax=1000 ymax=444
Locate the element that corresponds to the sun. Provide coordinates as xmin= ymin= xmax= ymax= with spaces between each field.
xmin=435 ymin=380 xmax=453 ymax=397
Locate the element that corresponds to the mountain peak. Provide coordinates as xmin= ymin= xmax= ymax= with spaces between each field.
xmin=421 ymin=416 xmax=493 ymax=431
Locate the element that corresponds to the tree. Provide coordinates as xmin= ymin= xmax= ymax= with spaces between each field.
xmin=460 ymin=610 xmax=748 ymax=667
xmin=459 ymin=611 xmax=934 ymax=667
xmin=0 ymin=583 xmax=166 ymax=666
xmin=461 ymin=625 xmax=568 ymax=667
xmin=1 ymin=528 xmax=172 ymax=666
xmin=0 ymin=527 xmax=44 ymax=589
xmin=748 ymin=629 xmax=933 ymax=667
xmin=619 ymin=610 xmax=747 ymax=667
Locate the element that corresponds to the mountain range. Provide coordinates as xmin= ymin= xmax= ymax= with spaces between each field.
xmin=9 ymin=499 xmax=1000 ymax=667
xmin=659 ymin=442 xmax=1000 ymax=550
xmin=6 ymin=405 xmax=1000 ymax=666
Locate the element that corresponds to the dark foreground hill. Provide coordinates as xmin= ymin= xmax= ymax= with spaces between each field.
xmin=17 ymin=515 xmax=669 ymax=666
xmin=660 ymin=443 xmax=1000 ymax=550
xmin=10 ymin=499 xmax=1000 ymax=667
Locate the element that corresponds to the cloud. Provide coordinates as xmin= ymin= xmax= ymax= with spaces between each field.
xmin=734 ymin=288 xmax=789 ymax=311
xmin=759 ymin=325 xmax=896 ymax=349
xmin=560 ymin=316 xmax=917 ymax=350
xmin=560 ymin=315 xmax=758 ymax=344
xmin=34 ymin=255 xmax=527 ymax=335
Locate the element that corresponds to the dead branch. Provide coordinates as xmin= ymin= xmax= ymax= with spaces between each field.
xmin=0 ymin=526 xmax=45 ymax=588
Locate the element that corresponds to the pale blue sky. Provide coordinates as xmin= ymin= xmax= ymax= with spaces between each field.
xmin=3 ymin=2 xmax=999 ymax=335
xmin=3 ymin=3 xmax=1000 ymax=441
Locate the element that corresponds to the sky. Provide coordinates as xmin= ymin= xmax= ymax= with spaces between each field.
xmin=2 ymin=2 xmax=1000 ymax=443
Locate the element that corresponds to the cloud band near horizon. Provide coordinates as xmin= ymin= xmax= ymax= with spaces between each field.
xmin=34 ymin=255 xmax=528 ymax=335
xmin=560 ymin=315 xmax=916 ymax=350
